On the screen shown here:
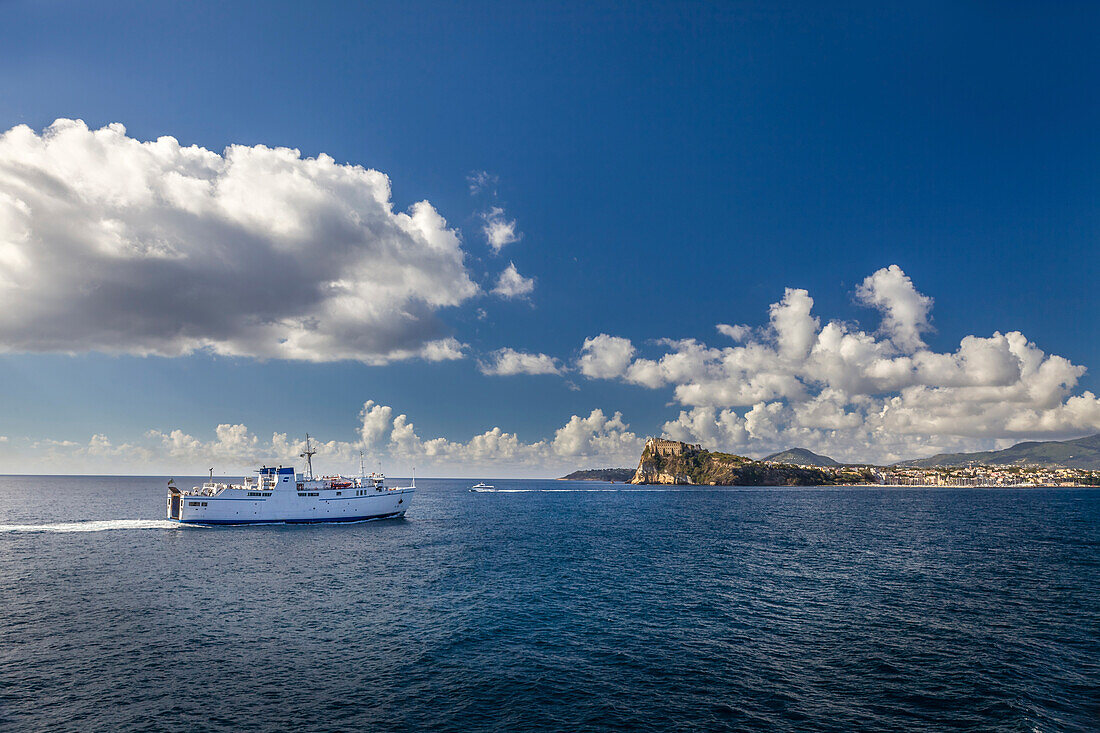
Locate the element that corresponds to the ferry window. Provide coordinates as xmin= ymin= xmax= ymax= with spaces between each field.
xmin=336 ymin=491 xmax=342 ymax=496
xmin=201 ymin=502 xmax=208 ymax=507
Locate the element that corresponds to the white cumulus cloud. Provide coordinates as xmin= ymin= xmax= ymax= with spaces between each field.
xmin=481 ymin=206 xmax=521 ymax=252
xmin=716 ymin=323 xmax=751 ymax=341
xmin=0 ymin=119 xmax=479 ymax=364
xmin=479 ymin=348 xmax=562 ymax=376
xmin=492 ymin=262 xmax=535 ymax=298
xmin=855 ymin=264 xmax=933 ymax=352
xmin=578 ymin=334 xmax=635 ymax=379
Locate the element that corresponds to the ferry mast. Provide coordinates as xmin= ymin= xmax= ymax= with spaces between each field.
xmin=300 ymin=434 xmax=317 ymax=480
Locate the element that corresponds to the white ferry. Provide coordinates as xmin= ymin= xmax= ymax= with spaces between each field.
xmin=166 ymin=437 xmax=413 ymax=525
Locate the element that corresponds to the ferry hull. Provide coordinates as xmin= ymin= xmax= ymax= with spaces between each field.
xmin=169 ymin=484 xmax=413 ymax=525
xmin=172 ymin=510 xmax=405 ymax=526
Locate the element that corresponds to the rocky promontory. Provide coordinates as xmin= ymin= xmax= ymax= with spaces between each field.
xmin=630 ymin=439 xmax=876 ymax=486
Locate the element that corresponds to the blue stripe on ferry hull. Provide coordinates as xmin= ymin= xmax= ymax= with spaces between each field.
xmin=174 ymin=512 xmax=403 ymax=526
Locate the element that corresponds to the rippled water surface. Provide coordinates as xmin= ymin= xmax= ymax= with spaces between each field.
xmin=1 ymin=476 xmax=1097 ymax=732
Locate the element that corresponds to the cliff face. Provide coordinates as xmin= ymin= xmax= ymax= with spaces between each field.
xmin=630 ymin=460 xmax=694 ymax=485
xmin=630 ymin=442 xmax=874 ymax=486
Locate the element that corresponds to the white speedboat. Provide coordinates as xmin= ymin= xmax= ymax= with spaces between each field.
xmin=470 ymin=482 xmax=495 ymax=491
xmin=166 ymin=437 xmax=413 ymax=525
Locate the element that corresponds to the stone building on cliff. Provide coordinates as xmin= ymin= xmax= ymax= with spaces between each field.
xmin=646 ymin=438 xmax=703 ymax=457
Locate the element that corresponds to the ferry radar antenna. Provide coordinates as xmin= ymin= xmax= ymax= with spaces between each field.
xmin=300 ymin=434 xmax=317 ymax=480
xmin=208 ymin=467 xmax=214 ymax=480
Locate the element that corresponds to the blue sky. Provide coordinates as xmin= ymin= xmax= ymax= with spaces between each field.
xmin=0 ymin=1 xmax=1097 ymax=475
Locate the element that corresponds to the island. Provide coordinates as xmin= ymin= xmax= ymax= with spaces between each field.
xmin=560 ymin=435 xmax=1100 ymax=487
xmin=622 ymin=437 xmax=1100 ymax=487
xmin=629 ymin=439 xmax=876 ymax=486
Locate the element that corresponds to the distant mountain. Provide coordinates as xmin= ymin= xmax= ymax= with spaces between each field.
xmin=560 ymin=468 xmax=636 ymax=481
xmin=895 ymin=434 xmax=1100 ymax=469
xmin=763 ymin=447 xmax=840 ymax=467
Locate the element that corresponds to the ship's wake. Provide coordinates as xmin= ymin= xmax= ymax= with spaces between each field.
xmin=471 ymin=488 xmax=679 ymax=493
xmin=0 ymin=519 xmax=182 ymax=533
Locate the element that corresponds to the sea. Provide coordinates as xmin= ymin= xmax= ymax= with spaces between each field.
xmin=0 ymin=476 xmax=1097 ymax=732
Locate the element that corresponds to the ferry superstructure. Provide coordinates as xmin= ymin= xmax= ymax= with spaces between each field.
xmin=166 ymin=437 xmax=413 ymax=525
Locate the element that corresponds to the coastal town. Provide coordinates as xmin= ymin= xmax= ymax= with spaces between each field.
xmin=759 ymin=458 xmax=1099 ymax=487
xmin=754 ymin=456 xmax=1100 ymax=487
xmin=871 ymin=464 xmax=1100 ymax=487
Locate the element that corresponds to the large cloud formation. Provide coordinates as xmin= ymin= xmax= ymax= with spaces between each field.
xmin=577 ymin=266 xmax=1100 ymax=463
xmin=0 ymin=119 xmax=478 ymax=363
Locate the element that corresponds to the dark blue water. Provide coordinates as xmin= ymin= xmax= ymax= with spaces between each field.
xmin=1 ymin=477 xmax=1097 ymax=732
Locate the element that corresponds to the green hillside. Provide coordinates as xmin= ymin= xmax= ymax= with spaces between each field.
xmin=763 ymin=447 xmax=840 ymax=467
xmin=895 ymin=434 xmax=1100 ymax=469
